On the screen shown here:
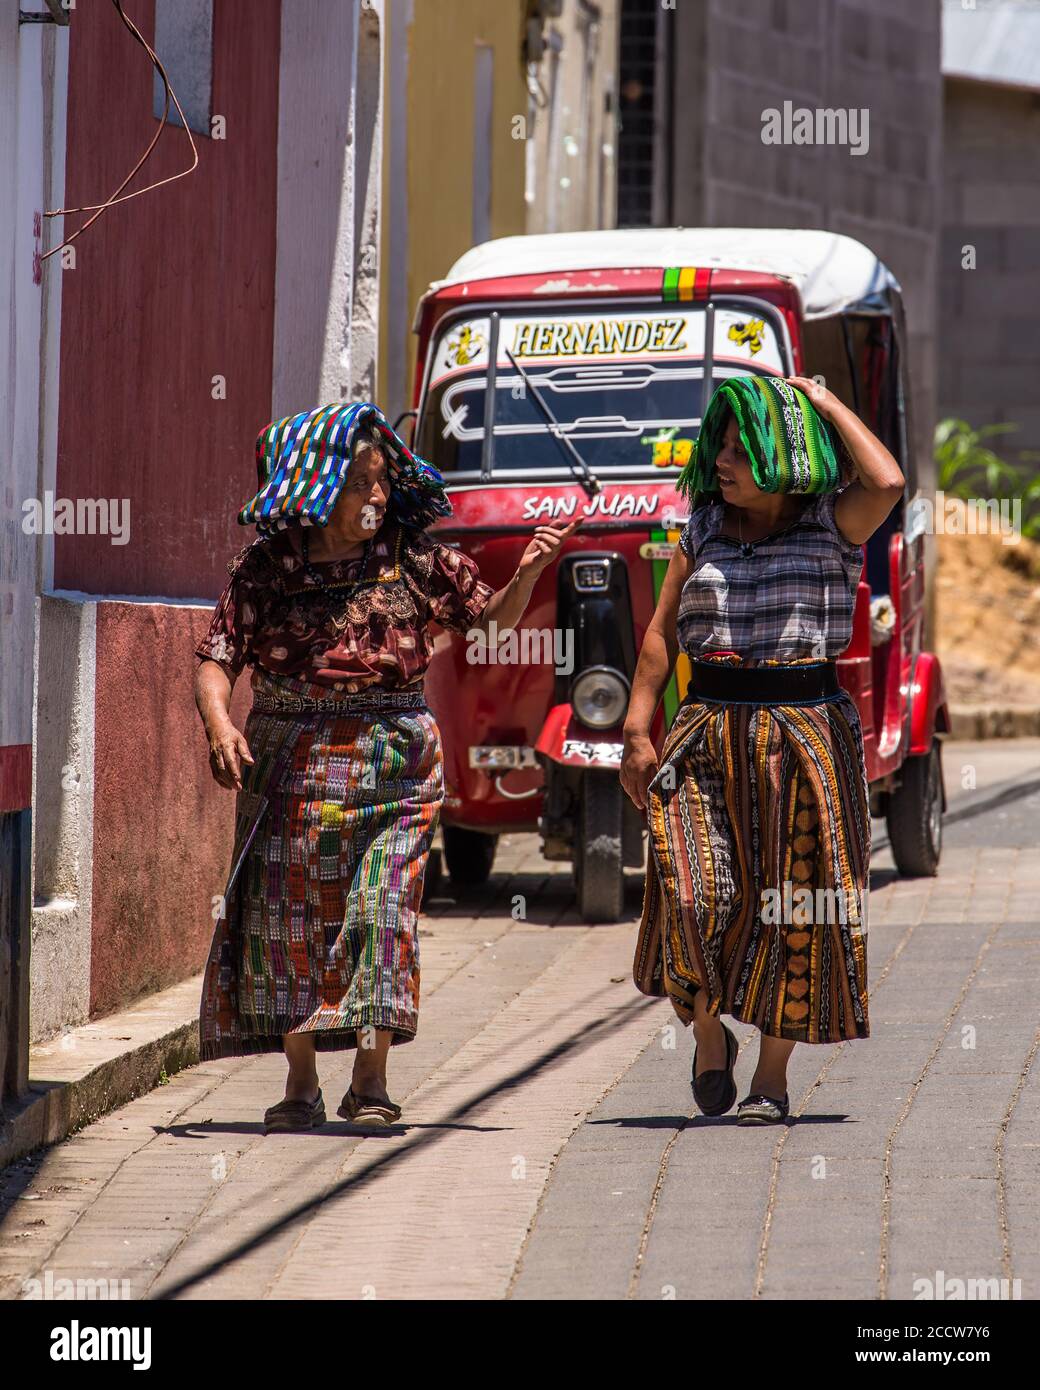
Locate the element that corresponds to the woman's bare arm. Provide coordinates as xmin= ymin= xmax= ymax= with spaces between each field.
xmin=788 ymin=375 xmax=905 ymax=545
xmin=472 ymin=519 xmax=583 ymax=635
xmin=621 ymin=542 xmax=693 ymax=810
xmin=194 ymin=659 xmax=254 ymax=790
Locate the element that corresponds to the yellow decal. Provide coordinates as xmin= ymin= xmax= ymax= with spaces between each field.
xmin=447 ymin=325 xmax=487 ymax=366
xmin=727 ymin=318 xmax=765 ymax=355
xmin=641 ymin=427 xmax=694 ymax=468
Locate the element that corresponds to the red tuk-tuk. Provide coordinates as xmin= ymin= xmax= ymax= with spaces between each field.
xmin=404 ymin=228 xmax=949 ymax=921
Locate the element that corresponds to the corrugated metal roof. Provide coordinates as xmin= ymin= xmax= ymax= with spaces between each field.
xmin=943 ymin=0 xmax=1040 ymax=92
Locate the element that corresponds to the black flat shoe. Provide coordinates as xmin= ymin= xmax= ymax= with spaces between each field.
xmin=736 ymin=1091 xmax=790 ymax=1125
xmin=691 ymin=1022 xmax=739 ymax=1116
xmin=263 ymin=1088 xmax=326 ymax=1134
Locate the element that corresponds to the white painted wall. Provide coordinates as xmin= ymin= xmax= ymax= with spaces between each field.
xmin=383 ymin=0 xmax=413 ymax=423
xmin=31 ymin=596 xmax=95 ymax=1042
xmin=271 ymin=0 xmax=384 ymax=420
xmin=0 ymin=12 xmax=71 ymax=1058
xmin=0 ymin=13 xmax=47 ymax=759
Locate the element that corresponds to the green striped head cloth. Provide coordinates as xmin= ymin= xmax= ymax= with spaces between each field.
xmin=676 ymin=375 xmax=844 ymax=506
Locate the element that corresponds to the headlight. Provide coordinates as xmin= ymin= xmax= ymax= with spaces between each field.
xmin=571 ymin=666 xmax=629 ymax=730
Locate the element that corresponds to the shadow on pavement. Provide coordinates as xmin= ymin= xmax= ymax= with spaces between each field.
xmin=159 ymin=1118 xmax=505 ymax=1140
xmin=151 ymin=992 xmax=658 ymax=1300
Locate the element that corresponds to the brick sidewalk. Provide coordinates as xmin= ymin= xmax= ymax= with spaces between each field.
xmin=2 ymin=741 xmax=1038 ymax=1301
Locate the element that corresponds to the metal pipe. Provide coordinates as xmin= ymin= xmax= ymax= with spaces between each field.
xmin=700 ymin=300 xmax=715 ymax=425
xmin=481 ymin=311 xmax=500 ymax=480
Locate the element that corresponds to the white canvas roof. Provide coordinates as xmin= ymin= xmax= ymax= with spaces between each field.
xmin=432 ymin=227 xmax=901 ymax=321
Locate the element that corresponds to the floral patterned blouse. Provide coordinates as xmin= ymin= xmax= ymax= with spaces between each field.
xmin=194 ymin=519 xmax=495 ymax=691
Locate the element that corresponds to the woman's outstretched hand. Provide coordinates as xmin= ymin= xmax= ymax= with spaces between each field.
xmin=207 ymin=719 xmax=254 ymax=791
xmin=620 ymin=732 xmax=659 ymax=812
xmin=516 ymin=518 xmax=582 ymax=578
xmin=473 ymin=518 xmax=582 ymax=637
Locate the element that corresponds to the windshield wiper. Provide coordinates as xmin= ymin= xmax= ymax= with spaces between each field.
xmin=504 ymin=347 xmax=601 ymax=498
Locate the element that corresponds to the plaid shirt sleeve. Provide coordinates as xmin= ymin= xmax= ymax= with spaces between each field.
xmin=812 ymin=490 xmax=866 ymax=562
xmin=678 ymin=503 xmax=720 ymax=560
xmin=426 ymin=543 xmax=495 ymax=634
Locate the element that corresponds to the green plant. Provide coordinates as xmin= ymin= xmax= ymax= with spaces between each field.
xmin=934 ymin=419 xmax=1040 ymax=538
xmin=934 ymin=418 xmax=1019 ymax=494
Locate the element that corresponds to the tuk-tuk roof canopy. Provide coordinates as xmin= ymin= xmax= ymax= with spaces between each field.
xmin=434 ymin=227 xmax=901 ymax=321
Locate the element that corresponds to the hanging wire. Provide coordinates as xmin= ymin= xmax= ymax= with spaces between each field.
xmin=41 ymin=0 xmax=199 ymax=261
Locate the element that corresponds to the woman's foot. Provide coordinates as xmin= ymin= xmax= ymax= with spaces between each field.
xmin=691 ymin=1021 xmax=739 ymax=1116
xmin=350 ymin=1025 xmax=394 ymax=1105
xmin=263 ymin=1089 xmax=326 ymax=1134
xmin=284 ymin=1081 xmax=320 ymax=1104
xmin=349 ymin=1066 xmax=391 ymax=1108
xmin=746 ymin=1071 xmax=788 ymax=1103
xmin=691 ymin=1014 xmax=728 ymax=1076
xmin=282 ymin=1033 xmax=320 ymax=1104
xmin=736 ymin=1091 xmax=789 ymax=1125
xmin=337 ymin=1087 xmax=401 ymax=1126
xmin=746 ymin=1034 xmax=795 ymax=1106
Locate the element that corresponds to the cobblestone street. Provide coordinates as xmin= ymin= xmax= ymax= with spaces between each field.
xmin=2 ymin=739 xmax=1038 ymax=1302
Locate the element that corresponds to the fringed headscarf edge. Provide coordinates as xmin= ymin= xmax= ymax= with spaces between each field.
xmin=237 ymin=401 xmax=453 ymax=534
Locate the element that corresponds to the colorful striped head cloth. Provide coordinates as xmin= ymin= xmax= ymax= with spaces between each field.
xmin=676 ymin=375 xmax=844 ymax=506
xmin=238 ymin=401 xmax=452 ymax=533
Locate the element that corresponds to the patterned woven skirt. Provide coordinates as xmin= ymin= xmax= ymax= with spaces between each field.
xmin=634 ymin=679 xmax=871 ymax=1044
xmin=199 ymin=671 xmax=443 ymax=1060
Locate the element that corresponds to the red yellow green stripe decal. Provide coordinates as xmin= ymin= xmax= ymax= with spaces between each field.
xmin=662 ymin=266 xmax=709 ymax=302
xmin=649 ymin=527 xmax=693 ymax=726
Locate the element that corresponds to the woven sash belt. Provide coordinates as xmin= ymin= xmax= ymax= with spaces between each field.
xmin=685 ymin=659 xmax=840 ymax=706
xmin=251 ymin=684 xmax=428 ymax=716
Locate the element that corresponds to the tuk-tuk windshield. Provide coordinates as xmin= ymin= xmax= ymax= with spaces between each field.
xmin=416 ymin=304 xmax=787 ymax=474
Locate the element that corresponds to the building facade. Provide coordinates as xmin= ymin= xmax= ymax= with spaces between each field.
xmin=616 ymin=0 xmax=944 ymax=489
xmin=377 ymin=0 xmax=621 ymax=421
xmin=939 ymin=0 xmax=1040 ymax=470
xmin=2 ymin=0 xmax=389 ymax=1111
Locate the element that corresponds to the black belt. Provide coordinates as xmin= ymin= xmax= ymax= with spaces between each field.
xmin=684 ymin=659 xmax=840 ymax=706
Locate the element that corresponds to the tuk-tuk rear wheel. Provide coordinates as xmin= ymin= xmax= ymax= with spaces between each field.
xmin=442 ymin=826 xmax=498 ymax=888
xmin=886 ymin=740 xmax=943 ymax=878
xmin=573 ymin=769 xmax=625 ymax=923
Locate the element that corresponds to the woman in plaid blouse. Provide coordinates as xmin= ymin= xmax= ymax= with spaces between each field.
xmin=622 ymin=376 xmax=904 ymax=1125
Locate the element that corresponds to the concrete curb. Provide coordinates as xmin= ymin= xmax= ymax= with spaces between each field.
xmin=949 ymin=706 xmax=1040 ymax=739
xmin=0 ymin=974 xmax=201 ymax=1173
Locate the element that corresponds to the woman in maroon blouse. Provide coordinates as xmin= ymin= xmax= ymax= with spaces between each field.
xmin=194 ymin=402 xmax=576 ymax=1133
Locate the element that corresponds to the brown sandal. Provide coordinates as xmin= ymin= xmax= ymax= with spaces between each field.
xmin=337 ymin=1087 xmax=402 ymax=1127
xmin=263 ymin=1089 xmax=326 ymax=1134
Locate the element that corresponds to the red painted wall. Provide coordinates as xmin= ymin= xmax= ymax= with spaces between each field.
xmin=89 ymin=601 xmax=252 ymax=1018
xmin=55 ymin=0 xmax=280 ymax=600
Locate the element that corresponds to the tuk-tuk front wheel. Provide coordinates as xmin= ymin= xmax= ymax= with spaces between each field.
xmin=573 ymin=769 xmax=625 ymax=923
xmin=886 ymin=740 xmax=943 ymax=877
xmin=442 ymin=825 xmax=498 ymax=888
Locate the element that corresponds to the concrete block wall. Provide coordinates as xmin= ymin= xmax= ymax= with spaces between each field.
xmin=669 ymin=0 xmax=943 ymax=487
xmin=940 ymin=78 xmax=1040 ymax=466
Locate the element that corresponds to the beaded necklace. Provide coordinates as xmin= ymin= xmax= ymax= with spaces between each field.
xmin=300 ymin=528 xmax=373 ymax=595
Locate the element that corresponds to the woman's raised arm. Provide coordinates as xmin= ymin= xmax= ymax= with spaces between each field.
xmin=787 ymin=375 xmax=905 ymax=546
